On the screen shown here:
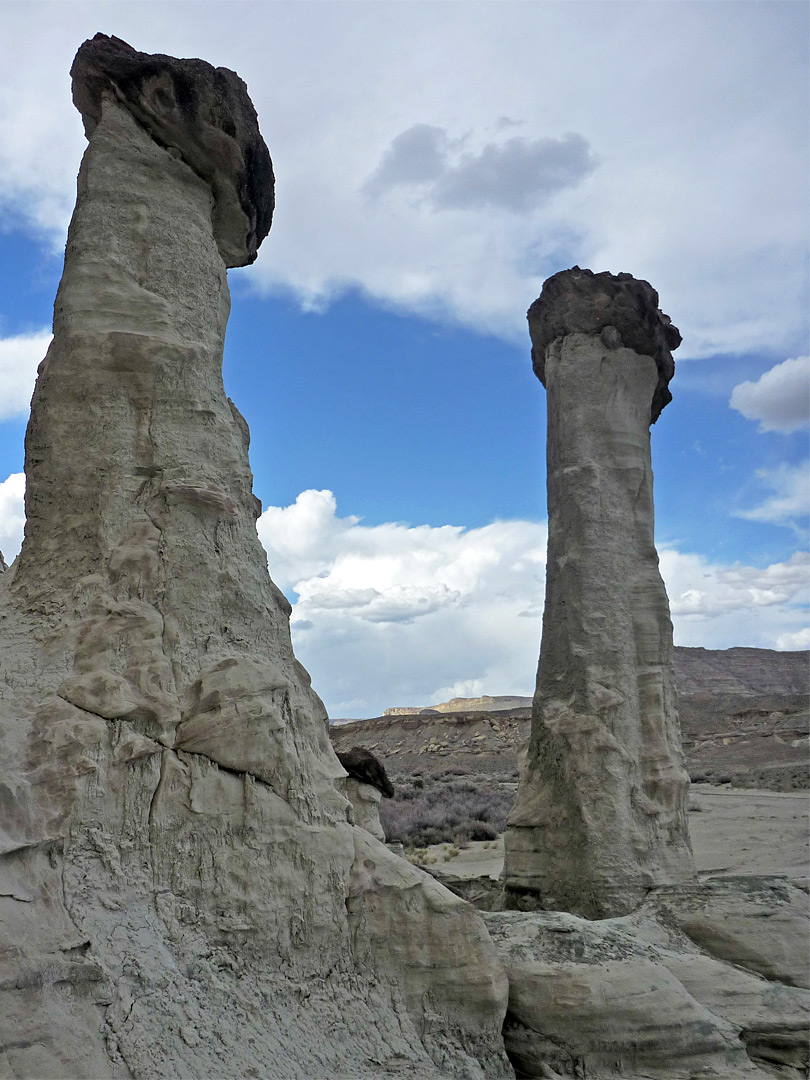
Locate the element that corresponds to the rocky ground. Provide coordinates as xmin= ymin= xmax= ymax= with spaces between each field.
xmin=393 ymin=785 xmax=809 ymax=892
xmin=332 ymin=651 xmax=810 ymax=1078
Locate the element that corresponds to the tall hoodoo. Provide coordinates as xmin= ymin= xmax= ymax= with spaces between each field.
xmin=503 ymin=267 xmax=695 ymax=919
xmin=0 ymin=36 xmax=510 ymax=1079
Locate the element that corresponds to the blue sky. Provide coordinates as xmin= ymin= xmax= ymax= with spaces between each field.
xmin=0 ymin=2 xmax=808 ymax=716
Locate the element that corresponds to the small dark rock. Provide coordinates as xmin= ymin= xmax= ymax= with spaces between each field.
xmin=337 ymin=746 xmax=395 ymax=798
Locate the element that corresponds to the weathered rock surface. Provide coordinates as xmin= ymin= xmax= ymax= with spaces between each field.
xmin=337 ymin=747 xmax=393 ymax=840
xmin=503 ymin=267 xmax=695 ymax=919
xmin=0 ymin=36 xmax=511 ymax=1079
xmin=346 ymin=778 xmax=387 ymax=840
xmin=485 ymin=877 xmax=810 ymax=1079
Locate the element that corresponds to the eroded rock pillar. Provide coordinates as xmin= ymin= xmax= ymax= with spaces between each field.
xmin=503 ymin=267 xmax=695 ymax=918
xmin=0 ymin=35 xmax=511 ymax=1079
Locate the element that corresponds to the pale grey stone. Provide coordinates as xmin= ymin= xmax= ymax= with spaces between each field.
xmin=0 ymin=37 xmax=511 ymax=1080
xmin=346 ymin=778 xmax=387 ymax=841
xmin=503 ymin=268 xmax=694 ymax=919
xmin=486 ymin=876 xmax=810 ymax=1079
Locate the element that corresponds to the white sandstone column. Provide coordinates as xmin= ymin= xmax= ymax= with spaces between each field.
xmin=503 ymin=267 xmax=695 ymax=918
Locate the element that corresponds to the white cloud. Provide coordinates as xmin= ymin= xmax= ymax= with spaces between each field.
xmin=662 ymin=548 xmax=808 ymax=619
xmin=257 ymin=490 xmax=809 ymax=717
xmin=730 ymin=357 xmax=810 ymax=434
xmin=258 ymin=490 xmax=548 ymax=715
xmin=0 ymin=3 xmax=806 ymax=355
xmin=777 ymin=627 xmax=810 ymax=650
xmin=0 ymin=473 xmax=25 ymax=564
xmin=736 ymin=461 xmax=810 ymax=530
xmin=660 ymin=546 xmax=809 ymax=658
xmin=0 ymin=330 xmax=51 ymax=419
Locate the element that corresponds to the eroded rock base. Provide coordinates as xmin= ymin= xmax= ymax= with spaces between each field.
xmin=0 ymin=705 xmax=512 ymax=1080
xmin=485 ymin=876 xmax=810 ymax=1079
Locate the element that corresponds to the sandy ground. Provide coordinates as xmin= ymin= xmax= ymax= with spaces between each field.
xmin=415 ymin=785 xmax=810 ymax=882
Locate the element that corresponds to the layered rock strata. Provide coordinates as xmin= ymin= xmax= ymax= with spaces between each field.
xmin=0 ymin=35 xmax=510 ymax=1079
xmin=486 ymin=878 xmax=810 ymax=1079
xmin=503 ymin=267 xmax=695 ymax=918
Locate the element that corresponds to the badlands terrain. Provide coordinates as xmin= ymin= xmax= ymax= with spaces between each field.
xmin=331 ymin=645 xmax=809 ymax=892
xmin=332 ymin=647 xmax=809 ymax=791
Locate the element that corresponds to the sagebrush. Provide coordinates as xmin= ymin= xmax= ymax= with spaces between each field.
xmin=380 ymin=776 xmax=514 ymax=847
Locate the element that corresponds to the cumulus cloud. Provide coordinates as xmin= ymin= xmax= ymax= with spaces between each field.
xmin=662 ymin=548 xmax=808 ymax=619
xmin=256 ymin=490 xmax=809 ymax=717
xmin=736 ymin=461 xmax=810 ymax=530
xmin=258 ymin=490 xmax=547 ymax=714
xmin=777 ymin=627 xmax=810 ymax=650
xmin=730 ymin=357 xmax=810 ymax=434
xmin=660 ymin=546 xmax=809 ymax=657
xmin=365 ymin=125 xmax=598 ymax=213
xmin=433 ymin=133 xmax=598 ymax=213
xmin=0 ymin=472 xmax=25 ymax=564
xmin=258 ymin=488 xmax=546 ymax=624
xmin=0 ymin=330 xmax=50 ymax=419
xmin=363 ymin=124 xmax=451 ymax=196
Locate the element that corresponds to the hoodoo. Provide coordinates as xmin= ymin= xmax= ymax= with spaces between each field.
xmin=487 ymin=268 xmax=809 ymax=1080
xmin=0 ymin=35 xmax=510 ymax=1079
xmin=503 ymin=267 xmax=695 ymax=918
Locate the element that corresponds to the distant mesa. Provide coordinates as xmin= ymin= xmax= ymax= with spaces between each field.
xmin=383 ymin=694 xmax=533 ymax=717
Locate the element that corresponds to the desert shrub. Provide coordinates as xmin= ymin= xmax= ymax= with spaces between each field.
xmin=380 ymin=776 xmax=513 ymax=847
xmin=467 ymin=821 xmax=498 ymax=841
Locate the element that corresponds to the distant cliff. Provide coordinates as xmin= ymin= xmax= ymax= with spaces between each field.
xmin=673 ymin=646 xmax=809 ymax=695
xmin=380 ymin=648 xmax=808 ymax=717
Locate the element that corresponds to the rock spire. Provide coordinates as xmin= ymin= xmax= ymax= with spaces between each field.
xmin=0 ymin=36 xmax=510 ymax=1079
xmin=503 ymin=266 xmax=695 ymax=919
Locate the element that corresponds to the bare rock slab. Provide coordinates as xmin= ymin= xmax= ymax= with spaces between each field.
xmin=485 ymin=876 xmax=810 ymax=1079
